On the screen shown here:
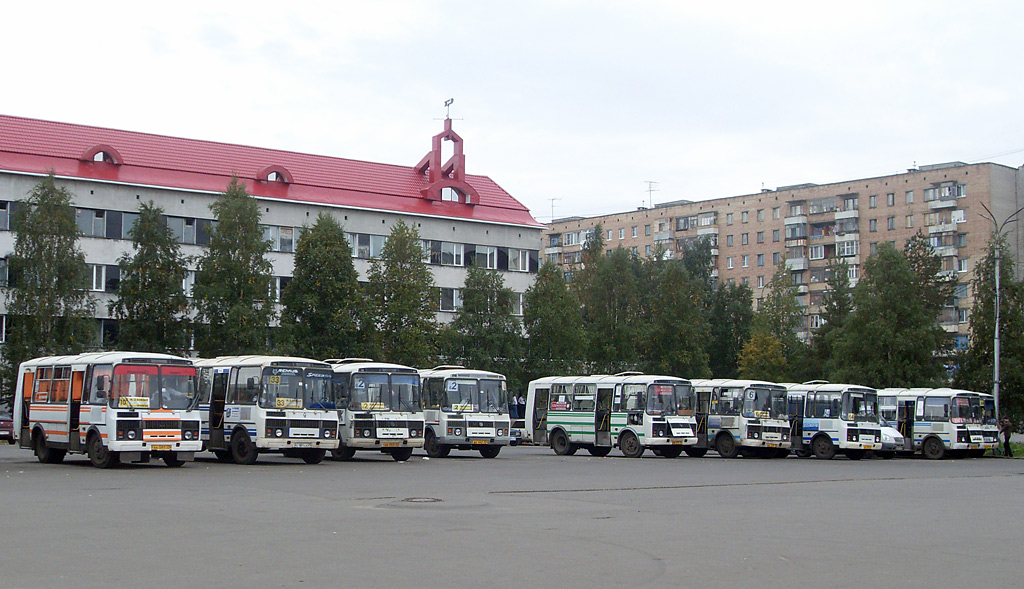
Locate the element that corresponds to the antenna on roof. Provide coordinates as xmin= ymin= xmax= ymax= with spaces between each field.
xmin=548 ymin=197 xmax=561 ymax=222
xmin=644 ymin=180 xmax=659 ymax=209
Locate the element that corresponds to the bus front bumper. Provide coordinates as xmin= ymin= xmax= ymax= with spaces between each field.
xmin=258 ymin=438 xmax=340 ymax=450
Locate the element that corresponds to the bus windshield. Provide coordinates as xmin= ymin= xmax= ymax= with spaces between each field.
xmin=950 ymin=395 xmax=983 ymax=424
xmin=743 ymin=387 xmax=788 ymax=419
xmin=983 ymin=398 xmax=996 ymax=424
xmin=444 ymin=378 xmax=506 ymax=413
xmin=842 ymin=391 xmax=879 ymax=423
xmin=305 ymin=369 xmax=336 ymax=410
xmin=646 ymin=383 xmax=691 ymax=415
xmin=347 ymin=373 xmax=422 ymax=412
xmin=261 ymin=367 xmax=304 ymax=409
xmin=110 ymin=364 xmax=197 ymax=410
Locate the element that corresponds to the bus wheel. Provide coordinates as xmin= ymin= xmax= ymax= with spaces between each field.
xmin=35 ymin=432 xmax=66 ymax=465
xmin=684 ymin=447 xmax=708 ymax=458
xmin=230 ymin=431 xmax=259 ymax=465
xmin=588 ymin=446 xmax=612 ymax=457
xmin=795 ymin=449 xmax=811 ymax=458
xmin=301 ymin=449 xmax=326 ymax=464
xmin=846 ymin=450 xmax=865 ymax=460
xmin=620 ymin=432 xmax=644 ymax=458
xmin=716 ymin=434 xmax=739 ymax=459
xmin=479 ymin=445 xmax=501 ymax=459
xmin=390 ymin=448 xmax=414 ymax=462
xmin=922 ymin=437 xmax=945 ymax=460
xmin=550 ymin=430 xmax=572 ymax=456
xmin=660 ymin=446 xmax=683 ymax=459
xmin=332 ymin=447 xmax=357 ymax=461
xmin=88 ymin=433 xmax=118 ymax=469
xmin=163 ymin=455 xmax=186 ymax=468
xmin=812 ymin=436 xmax=836 ymax=460
xmin=424 ymin=430 xmax=447 ymax=458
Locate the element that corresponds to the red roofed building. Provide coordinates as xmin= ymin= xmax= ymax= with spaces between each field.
xmin=0 ymin=114 xmax=544 ymax=344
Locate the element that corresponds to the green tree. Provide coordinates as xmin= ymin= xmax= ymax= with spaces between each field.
xmin=279 ymin=213 xmax=368 ymax=360
xmin=365 ymin=220 xmax=437 ymax=366
xmin=108 ymin=201 xmax=190 ymax=355
xmin=831 ymin=242 xmax=948 ymax=387
xmin=574 ymin=246 xmax=645 ymax=373
xmin=707 ymin=282 xmax=754 ymax=379
xmin=814 ymin=257 xmax=852 ymax=371
xmin=448 ymin=265 xmax=525 ymax=388
xmin=752 ymin=262 xmax=808 ymax=379
xmin=523 ymin=262 xmax=586 ymax=379
xmin=738 ymin=331 xmax=787 ymax=382
xmin=641 ymin=258 xmax=711 ymax=378
xmin=954 ymin=235 xmax=1024 ymax=419
xmin=191 ymin=178 xmax=276 ymax=356
xmin=2 ymin=174 xmax=95 ymax=400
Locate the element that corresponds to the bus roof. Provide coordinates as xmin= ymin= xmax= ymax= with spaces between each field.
xmin=785 ymin=382 xmax=876 ymax=394
xmin=877 ymin=387 xmax=989 ymax=398
xmin=327 ymin=360 xmax=418 ymax=374
xmin=690 ymin=378 xmax=784 ymax=390
xmin=194 ymin=355 xmax=329 ymax=368
xmin=18 ymin=351 xmax=192 ymax=367
xmin=418 ymin=367 xmax=506 ymax=380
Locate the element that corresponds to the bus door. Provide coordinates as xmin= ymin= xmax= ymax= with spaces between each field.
xmin=788 ymin=394 xmax=804 ymax=447
xmin=695 ymin=390 xmax=711 ymax=449
xmin=897 ymin=399 xmax=914 ymax=448
xmin=68 ymin=369 xmax=85 ymax=452
xmin=595 ymin=387 xmax=613 ymax=447
xmin=209 ymin=370 xmax=229 ymax=450
xmin=532 ymin=388 xmax=549 ymax=445
xmin=19 ymin=371 xmax=34 ymax=448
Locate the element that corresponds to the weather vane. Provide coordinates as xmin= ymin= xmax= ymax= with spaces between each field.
xmin=444 ymin=98 xmax=454 ymax=119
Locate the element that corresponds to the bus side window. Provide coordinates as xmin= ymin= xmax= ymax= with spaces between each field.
xmin=427 ymin=379 xmax=443 ymax=410
xmin=34 ymin=367 xmax=52 ymax=403
xmin=89 ymin=365 xmax=114 ymax=404
xmin=231 ymin=367 xmax=261 ymax=404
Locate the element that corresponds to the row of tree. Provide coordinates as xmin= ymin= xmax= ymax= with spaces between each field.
xmin=1 ymin=175 xmax=1021 ymax=420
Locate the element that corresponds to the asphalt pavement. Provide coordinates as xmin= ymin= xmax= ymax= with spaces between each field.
xmin=0 ymin=443 xmax=1021 ymax=588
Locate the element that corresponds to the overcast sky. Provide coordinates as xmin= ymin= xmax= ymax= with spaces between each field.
xmin=3 ymin=1 xmax=1023 ymax=222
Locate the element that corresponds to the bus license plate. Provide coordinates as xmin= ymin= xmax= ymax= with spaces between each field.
xmin=471 ymin=440 xmax=488 ymax=445
xmin=382 ymin=441 xmax=400 ymax=448
xmin=294 ymin=442 xmax=312 ymax=448
xmin=671 ymin=440 xmax=683 ymax=445
xmin=152 ymin=445 xmax=172 ymax=451
xmin=766 ymin=443 xmax=778 ymax=448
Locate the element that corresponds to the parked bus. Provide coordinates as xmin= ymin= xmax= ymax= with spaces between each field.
xmin=525 ymin=373 xmax=698 ymax=458
xmin=688 ymin=379 xmax=791 ymax=458
xmin=13 ymin=352 xmax=202 ymax=468
xmin=785 ymin=382 xmax=882 ymax=460
xmin=325 ymin=359 xmax=424 ymax=462
xmin=195 ymin=356 xmax=339 ymax=465
xmin=418 ymin=366 xmax=511 ymax=458
xmin=876 ymin=388 xmax=998 ymax=459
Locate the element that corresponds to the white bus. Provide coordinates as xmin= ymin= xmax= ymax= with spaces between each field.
xmin=325 ymin=359 xmax=425 ymax=462
xmin=785 ymin=382 xmax=882 ymax=460
xmin=525 ymin=373 xmax=698 ymax=458
xmin=689 ymin=379 xmax=791 ymax=458
xmin=13 ymin=352 xmax=202 ymax=468
xmin=418 ymin=366 xmax=511 ymax=458
xmin=876 ymin=388 xmax=999 ymax=459
xmin=195 ymin=356 xmax=339 ymax=465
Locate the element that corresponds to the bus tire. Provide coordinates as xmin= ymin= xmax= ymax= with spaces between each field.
xmin=684 ymin=447 xmax=708 ymax=458
xmin=230 ymin=430 xmax=259 ymax=465
xmin=300 ymin=449 xmax=326 ymax=464
xmin=846 ymin=450 xmax=865 ymax=460
xmin=163 ymin=455 xmax=186 ymax=468
xmin=795 ymin=449 xmax=811 ymax=458
xmin=550 ymin=429 xmax=572 ymax=456
xmin=716 ymin=433 xmax=739 ymax=459
xmin=390 ymin=448 xmax=414 ymax=462
xmin=479 ymin=445 xmax=501 ymax=459
xmin=34 ymin=431 xmax=65 ymax=465
xmin=424 ymin=430 xmax=447 ymax=458
xmin=922 ymin=437 xmax=946 ymax=460
xmin=619 ymin=432 xmax=644 ymax=458
xmin=588 ymin=446 xmax=612 ymax=457
xmin=660 ymin=446 xmax=683 ymax=459
xmin=332 ymin=447 xmax=357 ymax=461
xmin=812 ymin=436 xmax=836 ymax=460
xmin=88 ymin=432 xmax=119 ymax=469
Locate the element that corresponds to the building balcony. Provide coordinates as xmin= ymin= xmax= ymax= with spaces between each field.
xmin=786 ymin=257 xmax=809 ymax=271
xmin=653 ymin=230 xmax=674 ymax=241
xmin=934 ymin=245 xmax=957 ymax=258
xmin=784 ymin=215 xmax=808 ymax=225
xmin=697 ymin=226 xmax=719 ymax=236
xmin=928 ymin=222 xmax=958 ymax=234
xmin=928 ymin=197 xmax=958 ymax=210
xmin=835 ymin=208 xmax=860 ymax=220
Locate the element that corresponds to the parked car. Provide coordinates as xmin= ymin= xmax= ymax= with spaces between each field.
xmin=0 ymin=411 xmax=14 ymax=444
xmin=876 ymin=417 xmax=905 ymax=459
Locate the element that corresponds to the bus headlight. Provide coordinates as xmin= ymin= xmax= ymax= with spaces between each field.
xmin=363 ymin=429 xmax=371 ymax=437
xmin=455 ymin=428 xmax=463 ymax=436
xmin=276 ymin=429 xmax=284 ymax=437
xmin=127 ymin=430 xmax=137 ymax=440
xmin=184 ymin=430 xmax=194 ymax=441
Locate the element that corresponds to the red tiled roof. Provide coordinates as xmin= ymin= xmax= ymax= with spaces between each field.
xmin=0 ymin=114 xmax=544 ymax=228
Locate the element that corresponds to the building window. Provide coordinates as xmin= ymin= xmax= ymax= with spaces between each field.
xmin=644 ymin=244 xmax=651 ymax=257
xmin=606 ymin=230 xmax=612 ymax=240
xmin=90 ymin=264 xmax=106 ymax=292
xmin=809 ymin=315 xmax=823 ymax=329
xmin=77 ymin=209 xmax=105 ymax=237
xmin=951 ymin=210 xmax=966 ymax=223
xmin=351 ymin=233 xmax=387 ymax=259
xmin=887 ymin=193 xmax=895 ymax=206
xmin=562 ymin=232 xmax=577 ymax=246
xmin=956 ymin=184 xmax=967 ymax=198
xmin=772 ymin=207 xmax=780 ymax=220
xmin=757 ymin=209 xmax=764 ymax=222
xmin=869 ymin=218 xmax=877 ymax=232
xmin=618 ymin=228 xmax=625 ymax=240
xmin=789 ymin=204 xmax=803 ymax=216
xmin=727 ymin=235 xmax=734 ymax=247
xmin=870 ymin=242 xmax=878 ymax=255
xmin=441 ymin=242 xmax=464 ymax=266
xmin=887 ymin=216 xmax=896 ymax=230
xmin=957 ymin=233 xmax=967 ymax=248
xmin=726 ymin=212 xmax=734 ymax=225
xmin=757 ymin=253 xmax=764 ymax=266
xmin=756 ymin=231 xmax=764 ymax=244
xmin=645 ymin=224 xmax=651 ymax=236
xmin=741 ymin=211 xmax=749 ymax=223
xmin=836 ymin=241 xmax=859 ymax=257
xmin=508 ymin=248 xmax=530 ymax=272
xmin=741 ymin=233 xmax=749 ymax=245
xmin=772 ymin=229 xmax=780 ymax=242
xmin=773 ymin=252 xmax=781 ymax=265
xmin=757 ymin=275 xmax=765 ymax=288
xmin=183 ymin=270 xmax=196 ymax=298
xmin=809 ymin=245 xmax=825 ymax=260
xmin=905 ymin=190 xmax=914 ymax=204
xmin=512 ymin=292 xmax=524 ymax=316
xmin=726 ymin=256 xmax=734 ymax=269
xmin=631 ymin=226 xmax=638 ymax=238
xmin=475 ymin=245 xmax=498 ymax=269
xmin=869 ymin=195 xmax=877 ymax=209
xmin=0 ymin=202 xmax=8 ymax=231
xmin=440 ymin=288 xmax=462 ymax=312
xmin=905 ymin=215 xmax=914 ymax=228
xmin=742 ymin=277 xmax=749 ymax=285
xmin=742 ymin=255 xmax=749 ymax=268
xmin=958 ymin=308 xmax=969 ymax=323
xmin=958 ymin=258 xmax=969 ymax=273
xmin=848 ymin=265 xmax=859 ymax=280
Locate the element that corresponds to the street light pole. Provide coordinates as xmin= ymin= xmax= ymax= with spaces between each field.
xmin=979 ymin=202 xmax=1024 ymax=422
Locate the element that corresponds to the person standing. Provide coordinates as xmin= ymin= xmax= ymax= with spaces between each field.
xmin=999 ymin=418 xmax=1014 ymax=458
xmin=517 ymin=393 xmax=527 ymax=422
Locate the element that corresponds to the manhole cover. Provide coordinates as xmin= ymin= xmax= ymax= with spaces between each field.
xmin=402 ymin=497 xmax=442 ymax=503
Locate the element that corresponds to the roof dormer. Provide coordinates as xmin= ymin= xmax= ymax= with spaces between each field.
xmin=257 ymin=165 xmax=293 ymax=184
xmin=80 ymin=144 xmax=122 ymax=165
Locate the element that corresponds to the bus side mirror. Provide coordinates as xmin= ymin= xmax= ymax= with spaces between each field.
xmin=247 ymin=377 xmax=257 ymax=390
xmin=96 ymin=375 xmax=108 ymax=393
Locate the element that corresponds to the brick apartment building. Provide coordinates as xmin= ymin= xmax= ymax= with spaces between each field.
xmin=544 ymin=162 xmax=1024 ymax=346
